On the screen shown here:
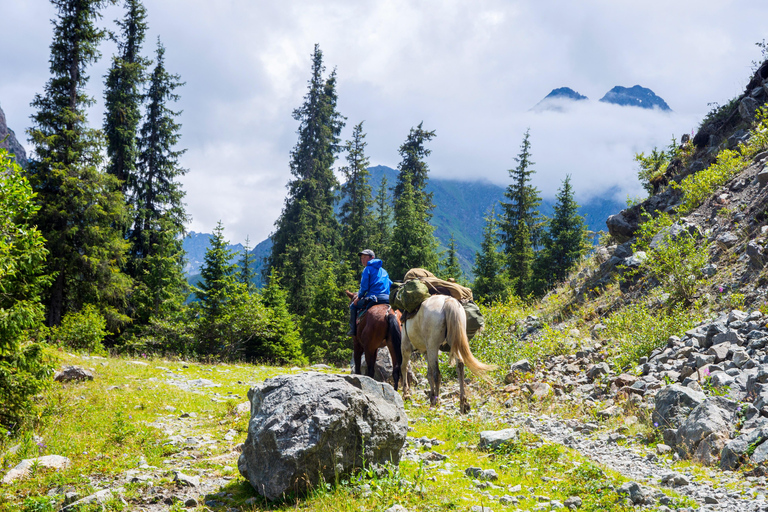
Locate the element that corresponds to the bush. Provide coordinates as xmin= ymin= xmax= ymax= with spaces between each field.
xmin=675 ymin=148 xmax=748 ymax=214
xmin=604 ymin=302 xmax=701 ymax=370
xmin=50 ymin=304 xmax=107 ymax=353
xmin=0 ymin=148 xmax=53 ymax=431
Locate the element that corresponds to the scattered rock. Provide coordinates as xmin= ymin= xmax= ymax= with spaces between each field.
xmin=54 ymin=366 xmax=94 ymax=383
xmin=2 ymin=455 xmax=70 ymax=484
xmin=478 ymin=428 xmax=518 ymax=450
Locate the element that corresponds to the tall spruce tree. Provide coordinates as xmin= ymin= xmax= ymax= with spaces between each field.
xmin=438 ymin=234 xmax=463 ymax=282
xmin=27 ymin=0 xmax=131 ymax=328
xmin=130 ymin=40 xmax=187 ymax=267
xmin=339 ymin=121 xmax=373 ymax=261
xmin=533 ymin=175 xmax=588 ymax=294
xmin=371 ymin=175 xmax=393 ymax=261
xmin=239 ymin=236 xmax=254 ymax=287
xmin=388 ymin=125 xmax=439 ymax=279
xmin=472 ymin=207 xmax=510 ymax=303
xmin=269 ymin=44 xmax=345 ymax=315
xmin=393 ymin=122 xmax=436 ymax=219
xmin=500 ymin=130 xmax=542 ymax=298
xmin=195 ymin=222 xmax=237 ymax=318
xmin=103 ymin=0 xmax=147 ymax=196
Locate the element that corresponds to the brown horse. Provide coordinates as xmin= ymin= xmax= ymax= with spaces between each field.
xmin=345 ymin=291 xmax=403 ymax=390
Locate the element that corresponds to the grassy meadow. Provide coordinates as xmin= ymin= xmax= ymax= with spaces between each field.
xmin=0 ymin=340 xmax=698 ymax=512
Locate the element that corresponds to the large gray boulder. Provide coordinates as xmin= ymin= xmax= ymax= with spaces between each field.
xmin=652 ymin=384 xmax=705 ymax=429
xmin=238 ymin=372 xmax=407 ymax=500
xmin=675 ymin=397 xmax=738 ymax=462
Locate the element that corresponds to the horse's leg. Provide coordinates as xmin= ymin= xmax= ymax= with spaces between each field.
xmin=364 ymin=344 xmax=377 ymax=380
xmin=427 ymin=345 xmax=441 ymax=407
xmin=401 ymin=329 xmax=413 ymax=401
xmin=457 ymin=361 xmax=470 ymax=414
xmin=353 ymin=340 xmax=363 ymax=375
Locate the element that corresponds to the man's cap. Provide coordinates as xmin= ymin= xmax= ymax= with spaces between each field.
xmin=358 ymin=249 xmax=375 ymax=258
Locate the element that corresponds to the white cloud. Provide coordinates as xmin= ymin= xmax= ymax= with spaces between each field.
xmin=1 ymin=0 xmax=765 ymax=244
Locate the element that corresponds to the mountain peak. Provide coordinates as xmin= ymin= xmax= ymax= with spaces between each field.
xmin=532 ymin=87 xmax=588 ymax=112
xmin=598 ymin=85 xmax=671 ymax=111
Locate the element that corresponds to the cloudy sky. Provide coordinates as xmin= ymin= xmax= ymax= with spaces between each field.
xmin=1 ymin=0 xmax=766 ymax=245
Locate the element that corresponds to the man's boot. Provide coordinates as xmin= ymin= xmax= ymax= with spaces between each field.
xmin=347 ymin=307 xmax=357 ymax=337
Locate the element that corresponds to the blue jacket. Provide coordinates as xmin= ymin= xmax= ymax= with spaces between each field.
xmin=357 ymin=259 xmax=391 ymax=298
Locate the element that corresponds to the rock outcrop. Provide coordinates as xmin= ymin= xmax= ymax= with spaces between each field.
xmin=238 ymin=372 xmax=407 ymax=500
xmin=0 ymin=103 xmax=27 ymax=167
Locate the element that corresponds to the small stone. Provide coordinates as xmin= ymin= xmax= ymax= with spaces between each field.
xmin=184 ymin=497 xmax=198 ymax=507
xmin=564 ymin=496 xmax=582 ymax=509
xmin=656 ymin=444 xmax=672 ymax=454
xmin=173 ymin=471 xmax=200 ymax=487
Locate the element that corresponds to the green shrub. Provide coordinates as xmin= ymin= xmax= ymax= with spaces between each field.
xmin=604 ymin=302 xmax=701 ymax=370
xmin=51 ymin=304 xmax=107 ymax=353
xmin=644 ymin=231 xmax=709 ymax=306
xmin=675 ymin=148 xmax=749 ymax=213
xmin=0 ymin=148 xmax=53 ymax=431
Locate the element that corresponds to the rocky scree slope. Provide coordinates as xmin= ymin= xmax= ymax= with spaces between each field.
xmin=512 ymin=58 xmax=768 ymax=482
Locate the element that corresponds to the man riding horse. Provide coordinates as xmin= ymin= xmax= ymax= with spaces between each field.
xmin=348 ymin=249 xmax=392 ymax=336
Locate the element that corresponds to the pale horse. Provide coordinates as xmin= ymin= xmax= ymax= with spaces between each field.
xmin=399 ymin=294 xmax=496 ymax=413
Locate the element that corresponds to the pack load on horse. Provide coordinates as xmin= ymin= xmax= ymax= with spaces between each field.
xmin=392 ymin=268 xmax=485 ymax=340
xmin=391 ymin=268 xmax=494 ymax=413
xmin=347 ymin=250 xmax=403 ymax=390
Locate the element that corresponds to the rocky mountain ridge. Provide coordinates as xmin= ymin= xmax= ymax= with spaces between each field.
xmin=0 ymin=103 xmax=27 ymax=167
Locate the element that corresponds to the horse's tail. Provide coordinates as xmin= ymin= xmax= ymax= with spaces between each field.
xmin=445 ymin=297 xmax=497 ymax=379
xmin=386 ymin=309 xmax=403 ymax=369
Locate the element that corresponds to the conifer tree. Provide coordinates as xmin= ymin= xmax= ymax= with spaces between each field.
xmin=256 ymin=270 xmax=305 ymax=364
xmin=27 ymin=0 xmax=131 ymax=328
xmin=131 ymin=216 xmax=187 ymax=324
xmin=389 ymin=174 xmax=439 ymax=279
xmin=500 ymin=130 xmax=542 ymax=297
xmin=393 ymin=122 xmax=436 ymax=219
xmin=195 ymin=222 xmax=237 ymax=319
xmin=104 ymin=0 xmax=147 ymax=196
xmin=388 ymin=125 xmax=439 ymax=279
xmin=371 ymin=175 xmax=393 ymax=262
xmin=301 ymin=260 xmax=355 ymax=364
xmin=472 ymin=207 xmax=510 ymax=303
xmin=339 ymin=121 xmax=374 ymax=262
xmin=239 ymin=236 xmax=254 ymax=287
xmin=438 ymin=234 xmax=463 ymax=282
xmin=269 ymin=44 xmax=345 ymax=315
xmin=533 ymin=175 xmax=588 ymax=294
xmin=129 ymin=39 xmax=188 ymax=276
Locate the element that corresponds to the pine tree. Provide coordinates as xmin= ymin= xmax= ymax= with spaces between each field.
xmin=103 ymin=0 xmax=148 ymax=196
xmin=533 ymin=175 xmax=588 ymax=294
xmin=388 ymin=125 xmax=439 ymax=279
xmin=472 ymin=207 xmax=510 ymax=303
xmin=500 ymin=129 xmax=542 ymax=298
xmin=389 ymin=174 xmax=439 ymax=279
xmin=195 ymin=221 xmax=237 ymax=319
xmin=239 ymin=236 xmax=254 ymax=287
xmin=269 ymin=44 xmax=345 ymax=315
xmin=393 ymin=122 xmax=436 ymax=219
xmin=438 ymin=234 xmax=463 ymax=281
xmin=131 ymin=216 xmax=188 ymax=324
xmin=27 ymin=0 xmax=131 ymax=328
xmin=339 ymin=121 xmax=373 ymax=262
xmin=301 ymin=260 xmax=355 ymax=364
xmin=371 ymin=175 xmax=393 ymax=262
xmin=129 ymin=39 xmax=188 ymax=274
xmin=256 ymin=270 xmax=305 ymax=364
